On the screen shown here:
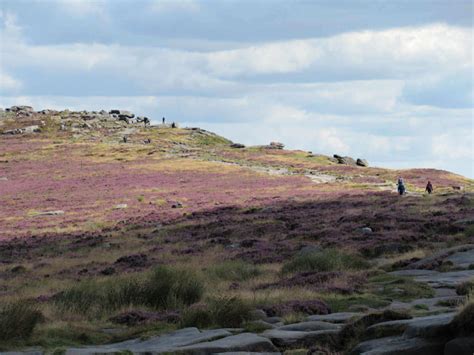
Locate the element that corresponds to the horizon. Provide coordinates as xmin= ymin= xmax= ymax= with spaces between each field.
xmin=0 ymin=0 xmax=472 ymax=178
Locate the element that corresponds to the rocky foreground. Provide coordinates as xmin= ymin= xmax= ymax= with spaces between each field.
xmin=0 ymin=107 xmax=473 ymax=354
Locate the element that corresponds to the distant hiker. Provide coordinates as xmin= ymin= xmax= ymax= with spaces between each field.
xmin=171 ymin=122 xmax=176 ymax=128
xmin=123 ymin=136 xmax=128 ymax=143
xmin=144 ymin=138 xmax=151 ymax=144
xmin=143 ymin=117 xmax=150 ymax=127
xmin=162 ymin=117 xmax=165 ymax=124
xmin=425 ymin=181 xmax=433 ymax=194
xmin=397 ymin=177 xmax=406 ymax=195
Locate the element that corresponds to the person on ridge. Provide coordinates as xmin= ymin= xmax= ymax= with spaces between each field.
xmin=397 ymin=177 xmax=406 ymax=195
xmin=162 ymin=117 xmax=165 ymax=124
xmin=143 ymin=117 xmax=150 ymax=127
xmin=425 ymin=181 xmax=433 ymax=194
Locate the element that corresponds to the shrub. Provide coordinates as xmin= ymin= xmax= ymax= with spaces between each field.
xmin=209 ymin=260 xmax=261 ymax=281
xmin=181 ymin=303 xmax=213 ymax=328
xmin=0 ymin=301 xmax=44 ymax=341
xmin=142 ymin=266 xmax=203 ymax=308
xmin=181 ymin=297 xmax=253 ymax=328
xmin=451 ymin=300 xmax=474 ymax=335
xmin=456 ymin=280 xmax=474 ymax=296
xmin=209 ymin=296 xmax=253 ymax=328
xmin=282 ymin=249 xmax=370 ymax=274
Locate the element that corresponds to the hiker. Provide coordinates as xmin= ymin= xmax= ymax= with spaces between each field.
xmin=143 ymin=117 xmax=150 ymax=127
xmin=425 ymin=181 xmax=433 ymax=194
xmin=397 ymin=177 xmax=406 ymax=195
xmin=171 ymin=122 xmax=176 ymax=128
xmin=162 ymin=117 xmax=165 ymax=124
xmin=123 ymin=136 xmax=127 ymax=143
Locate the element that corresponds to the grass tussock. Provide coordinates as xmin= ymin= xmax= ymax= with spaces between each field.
xmin=181 ymin=296 xmax=253 ymax=328
xmin=54 ymin=266 xmax=203 ymax=317
xmin=208 ymin=260 xmax=261 ymax=282
xmin=0 ymin=301 xmax=44 ymax=341
xmin=282 ymin=248 xmax=370 ymax=274
xmin=451 ymin=295 xmax=474 ymax=335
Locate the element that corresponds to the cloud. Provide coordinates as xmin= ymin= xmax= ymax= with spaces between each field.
xmin=149 ymin=0 xmax=200 ymax=13
xmin=0 ymin=71 xmax=22 ymax=92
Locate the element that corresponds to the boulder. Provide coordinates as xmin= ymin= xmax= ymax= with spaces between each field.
xmin=231 ymin=143 xmax=246 ymax=148
xmin=65 ymin=327 xmax=232 ymax=354
xmin=333 ymin=154 xmax=357 ymax=165
xmin=356 ymin=158 xmax=369 ymax=167
xmin=366 ymin=313 xmax=455 ymax=339
xmin=403 ymin=312 xmax=455 ymax=338
xmin=175 ymin=333 xmax=279 ymax=353
xmin=278 ymin=320 xmax=340 ymax=331
xmin=268 ymin=142 xmax=285 ymax=149
xmin=444 ymin=337 xmax=474 ymax=355
xmin=34 ymin=210 xmax=64 ymax=216
xmin=349 ymin=335 xmax=446 ymax=355
xmin=307 ymin=312 xmax=360 ymax=323
xmin=8 ymin=105 xmax=34 ymax=113
xmin=262 ymin=328 xmax=338 ymax=347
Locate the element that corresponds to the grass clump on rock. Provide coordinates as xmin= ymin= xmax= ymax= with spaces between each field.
xmin=282 ymin=248 xmax=370 ymax=274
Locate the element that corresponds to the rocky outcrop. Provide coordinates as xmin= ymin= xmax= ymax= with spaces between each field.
xmin=356 ymin=158 xmax=369 ymax=167
xmin=268 ymin=141 xmax=285 ymax=149
xmin=333 ymin=154 xmax=357 ymax=165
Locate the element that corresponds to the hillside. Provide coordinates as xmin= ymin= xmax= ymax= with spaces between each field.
xmin=0 ymin=106 xmax=473 ymax=353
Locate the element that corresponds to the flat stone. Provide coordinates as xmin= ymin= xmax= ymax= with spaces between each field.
xmin=278 ymin=320 xmax=341 ymax=331
xmin=175 ymin=333 xmax=279 ymax=353
xmin=413 ymin=270 xmax=474 ymax=288
xmin=114 ymin=204 xmax=128 ymax=209
xmin=444 ymin=337 xmax=474 ymax=355
xmin=349 ymin=335 xmax=447 ymax=355
xmin=66 ymin=327 xmax=231 ymax=354
xmin=389 ymin=269 xmax=439 ymax=277
xmin=34 ymin=210 xmax=64 ymax=216
xmin=446 ymin=249 xmax=474 ymax=269
xmin=0 ymin=176 xmax=8 ymax=181
xmin=262 ymin=328 xmax=338 ymax=347
xmin=403 ymin=312 xmax=455 ymax=338
xmin=307 ymin=312 xmax=360 ymax=323
xmin=406 ymin=245 xmax=474 ymax=270
xmin=367 ymin=312 xmax=455 ymax=340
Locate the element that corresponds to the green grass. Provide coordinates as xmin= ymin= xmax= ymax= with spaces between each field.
xmin=282 ymin=248 xmax=370 ymax=274
xmin=369 ymin=273 xmax=435 ymax=302
xmin=181 ymin=296 xmax=253 ymax=328
xmin=208 ymin=260 xmax=261 ymax=282
xmin=0 ymin=301 xmax=44 ymax=342
xmin=54 ymin=266 xmax=203 ymax=317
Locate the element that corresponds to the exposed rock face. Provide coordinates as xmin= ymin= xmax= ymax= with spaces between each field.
xmin=268 ymin=141 xmax=285 ymax=149
xmin=333 ymin=154 xmax=357 ymax=165
xmin=356 ymin=158 xmax=369 ymax=167
xmin=231 ymin=143 xmax=246 ymax=148
xmin=349 ymin=335 xmax=447 ymax=355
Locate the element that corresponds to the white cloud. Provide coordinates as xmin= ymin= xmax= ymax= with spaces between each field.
xmin=0 ymin=71 xmax=22 ymax=91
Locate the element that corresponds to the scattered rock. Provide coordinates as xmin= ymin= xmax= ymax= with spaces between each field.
xmin=175 ymin=332 xmax=279 ymax=353
xmin=231 ymin=143 xmax=246 ymax=148
xmin=262 ymin=328 xmax=338 ymax=348
xmin=0 ymin=177 xmax=8 ymax=181
xmin=349 ymin=335 xmax=446 ymax=355
xmin=100 ymin=267 xmax=116 ymax=275
xmin=390 ymin=269 xmax=474 ymax=288
xmin=361 ymin=227 xmax=373 ymax=234
xmin=172 ymin=202 xmax=183 ymax=208
xmin=114 ymin=204 xmax=128 ymax=209
xmin=278 ymin=320 xmax=341 ymax=332
xmin=23 ymin=125 xmax=41 ymax=133
xmin=268 ymin=142 xmax=285 ymax=149
xmin=65 ymin=327 xmax=233 ymax=354
xmin=34 ymin=210 xmax=64 ymax=216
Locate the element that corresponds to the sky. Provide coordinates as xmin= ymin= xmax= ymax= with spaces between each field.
xmin=0 ymin=0 xmax=473 ymax=178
